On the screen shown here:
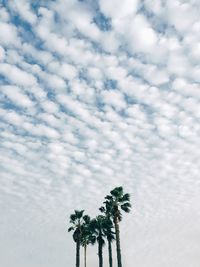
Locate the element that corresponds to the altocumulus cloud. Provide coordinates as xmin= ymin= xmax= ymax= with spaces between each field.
xmin=0 ymin=1 xmax=200 ymax=267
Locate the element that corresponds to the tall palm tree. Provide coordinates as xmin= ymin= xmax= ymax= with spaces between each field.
xmin=104 ymin=186 xmax=131 ymax=267
xmin=80 ymin=215 xmax=96 ymax=267
xmin=99 ymin=206 xmax=115 ymax=267
xmin=68 ymin=210 xmax=85 ymax=267
xmin=90 ymin=215 xmax=107 ymax=267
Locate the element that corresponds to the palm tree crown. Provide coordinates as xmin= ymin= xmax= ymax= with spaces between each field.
xmin=99 ymin=205 xmax=115 ymax=245
xmin=68 ymin=210 xmax=85 ymax=267
xmin=80 ymin=215 xmax=96 ymax=247
xmin=104 ymin=186 xmax=131 ymax=267
xmin=90 ymin=215 xmax=109 ymax=267
xmin=104 ymin=186 xmax=131 ymax=221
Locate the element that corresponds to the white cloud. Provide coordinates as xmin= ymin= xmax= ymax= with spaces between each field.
xmin=0 ymin=63 xmax=37 ymax=87
xmin=0 ymin=7 xmax=10 ymax=22
xmin=112 ymin=13 xmax=162 ymax=59
xmin=106 ymin=65 xmax=127 ymax=80
xmin=22 ymin=43 xmax=54 ymax=65
xmin=100 ymin=31 xmax=120 ymax=53
xmin=1 ymin=85 xmax=34 ymax=108
xmin=167 ymin=0 xmax=199 ymax=33
xmin=167 ymin=52 xmax=190 ymax=76
xmin=3 ymin=111 xmax=24 ymax=126
xmin=144 ymin=0 xmax=164 ymax=15
xmin=144 ymin=65 xmax=169 ymax=85
xmin=69 ymin=8 xmax=101 ymax=42
xmin=39 ymin=72 xmax=66 ymax=90
xmin=101 ymin=90 xmax=126 ymax=110
xmin=41 ymin=100 xmax=59 ymax=114
xmin=0 ymin=46 xmax=5 ymax=61
xmin=8 ymin=0 xmax=37 ymax=25
xmin=128 ymin=14 xmax=158 ymax=53
xmin=0 ymin=22 xmax=20 ymax=46
xmin=100 ymin=0 xmax=139 ymax=19
xmin=48 ymin=61 xmax=78 ymax=81
xmin=87 ymin=67 xmax=103 ymax=80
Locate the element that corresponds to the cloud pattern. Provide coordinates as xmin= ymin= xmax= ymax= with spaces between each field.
xmin=0 ymin=0 xmax=200 ymax=266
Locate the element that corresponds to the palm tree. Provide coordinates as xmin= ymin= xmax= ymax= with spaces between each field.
xmin=80 ymin=215 xmax=96 ymax=267
xmin=104 ymin=186 xmax=131 ymax=267
xmin=104 ymin=218 xmax=115 ymax=267
xmin=68 ymin=210 xmax=85 ymax=267
xmin=90 ymin=215 xmax=107 ymax=267
xmin=99 ymin=206 xmax=115 ymax=267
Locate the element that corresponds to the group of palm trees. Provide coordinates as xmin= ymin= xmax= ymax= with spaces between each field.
xmin=68 ymin=186 xmax=131 ymax=267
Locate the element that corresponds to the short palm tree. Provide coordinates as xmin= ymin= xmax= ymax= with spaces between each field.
xmin=68 ymin=210 xmax=85 ymax=267
xmin=90 ymin=215 xmax=107 ymax=267
xmin=104 ymin=186 xmax=131 ymax=267
xmin=99 ymin=206 xmax=115 ymax=267
xmin=80 ymin=215 xmax=96 ymax=267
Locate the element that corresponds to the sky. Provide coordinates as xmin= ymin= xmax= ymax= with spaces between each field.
xmin=0 ymin=0 xmax=200 ymax=266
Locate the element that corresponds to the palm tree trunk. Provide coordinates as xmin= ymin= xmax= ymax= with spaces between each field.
xmin=84 ymin=244 xmax=87 ymax=267
xmin=76 ymin=239 xmax=80 ymax=267
xmin=108 ymin=240 xmax=113 ymax=267
xmin=114 ymin=217 xmax=122 ymax=267
xmin=98 ymin=241 xmax=103 ymax=267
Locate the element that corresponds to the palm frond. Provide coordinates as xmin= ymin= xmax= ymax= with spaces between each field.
xmin=83 ymin=215 xmax=90 ymax=224
xmin=70 ymin=214 xmax=77 ymax=222
xmin=121 ymin=202 xmax=131 ymax=208
xmin=99 ymin=206 xmax=105 ymax=213
xmin=75 ymin=210 xmax=84 ymax=219
xmin=121 ymin=203 xmax=131 ymax=213
xmin=110 ymin=186 xmax=123 ymax=198
xmin=105 ymin=195 xmax=113 ymax=201
xmin=68 ymin=226 xmax=74 ymax=232
xmin=89 ymin=236 xmax=96 ymax=245
xmin=106 ymin=231 xmax=115 ymax=242
xmin=121 ymin=193 xmax=130 ymax=202
xmin=73 ymin=228 xmax=81 ymax=242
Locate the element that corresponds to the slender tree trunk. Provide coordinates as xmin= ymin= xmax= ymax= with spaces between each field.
xmin=114 ymin=217 xmax=122 ymax=267
xmin=108 ymin=240 xmax=113 ymax=267
xmin=98 ymin=241 xmax=103 ymax=267
xmin=84 ymin=244 xmax=87 ymax=267
xmin=76 ymin=239 xmax=80 ymax=267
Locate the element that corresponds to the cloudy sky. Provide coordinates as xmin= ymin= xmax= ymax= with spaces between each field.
xmin=0 ymin=0 xmax=200 ymax=266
